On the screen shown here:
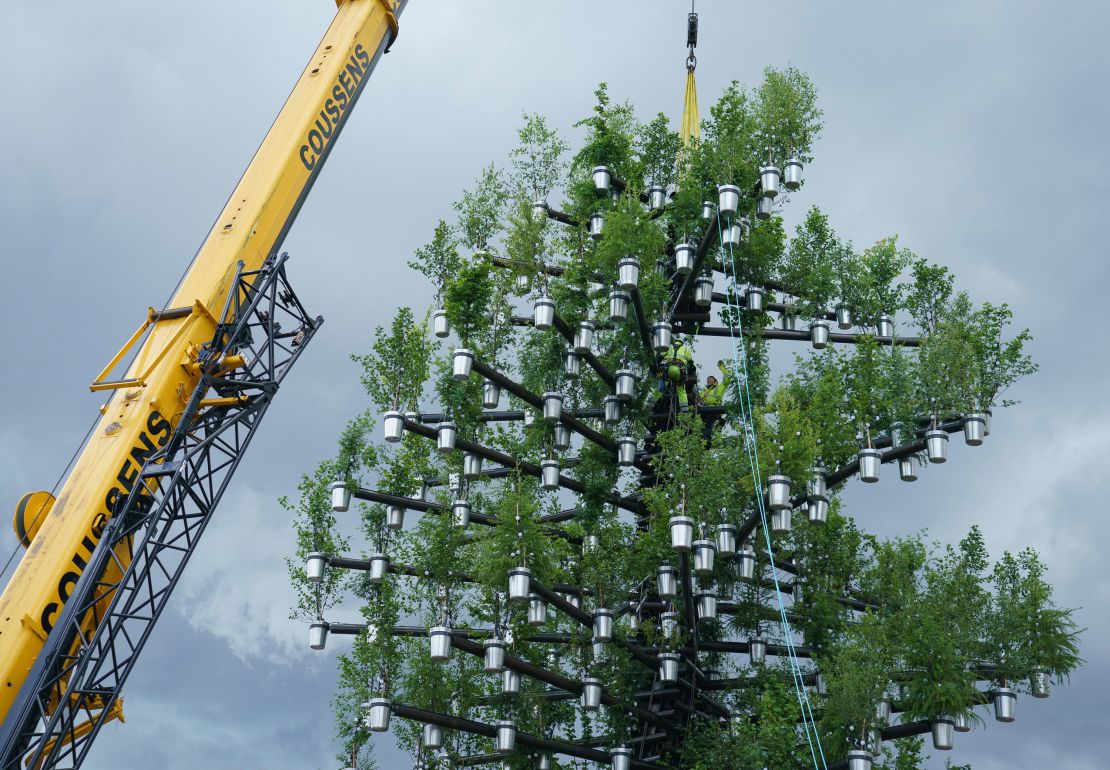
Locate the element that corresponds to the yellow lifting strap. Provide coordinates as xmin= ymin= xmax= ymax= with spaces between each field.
xmin=680 ymin=68 xmax=700 ymax=147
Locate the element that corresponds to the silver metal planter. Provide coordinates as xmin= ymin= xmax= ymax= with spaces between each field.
xmin=964 ymin=413 xmax=986 ymax=446
xmin=482 ymin=380 xmax=501 ymax=409
xmin=565 ymin=350 xmax=581 ymax=378
xmin=835 ymin=303 xmax=852 ymax=329
xmin=589 ymin=212 xmax=605 ymax=240
xmin=649 ymin=185 xmax=667 ymax=211
xmin=696 ymin=589 xmax=718 ymax=621
xmin=384 ymin=410 xmax=405 ymax=442
xmin=593 ymin=609 xmax=615 ymax=642
xmin=925 ymin=429 xmax=949 ymax=463
xmin=368 ymin=553 xmax=388 ymax=583
xmin=604 ymin=395 xmax=622 ymax=424
xmin=615 ymin=369 xmax=636 ymax=401
xmin=675 ymin=243 xmax=696 ymax=275
xmin=422 ymin=722 xmax=443 ymax=750
xmin=658 ymin=651 xmax=680 ymax=683
xmin=1031 ymin=670 xmax=1051 ymax=698
xmin=533 ymin=296 xmax=555 ymax=331
xmin=541 ymin=459 xmax=560 ymax=490
xmin=437 ymin=421 xmax=457 ymax=453
xmin=780 ymin=310 xmax=798 ymax=331
xmin=899 ymin=456 xmax=919 ymax=482
xmin=953 ymin=711 xmax=971 ymax=732
xmin=931 ymin=717 xmax=954 ymax=750
xmin=716 ymin=523 xmax=738 ymax=557
xmin=807 ymin=496 xmax=829 ymax=523
xmin=991 ymin=686 xmax=1017 ymax=722
xmin=877 ymin=314 xmax=894 ymax=338
xmin=532 ymin=199 xmax=549 ymax=221
xmin=770 ymin=509 xmax=791 ymax=534
xmin=554 ymin=423 xmax=571 ymax=451
xmin=528 ymin=594 xmax=547 ymax=626
xmin=429 ymin=626 xmax=452 ymax=661
xmin=574 ymin=320 xmax=595 ymax=354
xmin=723 ymin=222 xmax=742 ymax=248
xmin=464 ymin=452 xmax=483 ymax=480
xmin=452 ymin=349 xmax=474 ymax=381
xmin=792 ymin=576 xmax=805 ymax=604
xmin=748 ymin=637 xmax=767 ymax=665
xmin=808 ymin=470 xmax=827 ymax=500
xmin=694 ymin=276 xmax=714 ymax=307
xmin=581 ymin=677 xmax=603 ymax=710
xmin=452 ymin=499 xmax=471 ymax=528
xmin=693 ymin=539 xmax=717 ymax=575
xmin=330 ymin=481 xmax=351 ymax=512
xmin=432 ymin=308 xmax=449 ymax=339
xmin=652 ymin=321 xmax=673 ymax=352
xmin=875 ymin=696 xmax=892 ymax=723
xmin=543 ymin=392 xmax=563 ymax=423
xmin=661 ymin=610 xmax=679 ymax=640
xmin=537 ymin=755 xmax=552 ymax=770
xmin=717 ymin=184 xmax=741 ymax=220
xmin=495 ymin=720 xmax=516 ymax=752
xmin=810 ymin=319 xmax=830 ymax=349
xmin=610 ymin=746 xmax=632 ymax=770
xmin=306 ymin=552 xmax=326 ymax=583
xmin=618 ymin=257 xmax=640 ymax=290
xmin=767 ymin=475 xmax=792 ymax=510
xmin=756 ymin=195 xmax=774 ymax=220
xmin=759 ymin=165 xmax=781 ymax=198
xmin=738 ymin=544 xmax=756 ymax=580
xmin=746 ymin=287 xmax=764 ymax=312
xmin=386 ymin=504 xmax=405 ymax=530
xmin=617 ymin=437 xmax=637 ymax=466
xmin=508 ymin=567 xmax=531 ymax=601
xmin=592 ymin=166 xmax=612 ymax=192
xmin=701 ymin=201 xmax=716 ymax=220
xmin=784 ymin=155 xmax=804 ymax=190
xmin=366 ymin=698 xmax=391 ymax=732
xmin=669 ymin=515 xmax=695 ymax=551
xmin=859 ymin=448 xmax=882 ymax=482
xmin=502 ymin=668 xmax=521 ymax=695
xmin=657 ymin=565 xmax=678 ymax=599
xmin=308 ymin=621 xmax=329 ymax=650
xmin=846 ymin=749 xmax=873 ymax=770
xmin=609 ymin=289 xmax=630 ymax=321
xmin=483 ymin=638 xmax=506 ymax=673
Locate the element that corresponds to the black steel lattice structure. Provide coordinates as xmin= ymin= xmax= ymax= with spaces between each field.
xmin=0 ymin=254 xmax=321 ymax=770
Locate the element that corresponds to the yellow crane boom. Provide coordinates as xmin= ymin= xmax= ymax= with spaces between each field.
xmin=0 ymin=1 xmax=405 ymax=766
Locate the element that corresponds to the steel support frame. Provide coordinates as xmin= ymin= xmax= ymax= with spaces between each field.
xmin=0 ymin=254 xmax=320 ymax=770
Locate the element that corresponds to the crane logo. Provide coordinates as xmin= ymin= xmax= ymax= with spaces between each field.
xmin=38 ymin=411 xmax=172 ymax=634
xmin=298 ymin=43 xmax=372 ymax=172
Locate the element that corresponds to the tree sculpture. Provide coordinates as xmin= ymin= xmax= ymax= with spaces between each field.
xmin=288 ymin=73 xmax=1080 ymax=770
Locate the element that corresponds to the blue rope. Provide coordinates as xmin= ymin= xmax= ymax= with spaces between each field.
xmin=714 ymin=211 xmax=828 ymax=770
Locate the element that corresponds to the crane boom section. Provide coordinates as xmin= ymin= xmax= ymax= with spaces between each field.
xmin=0 ymin=0 xmax=404 ymax=725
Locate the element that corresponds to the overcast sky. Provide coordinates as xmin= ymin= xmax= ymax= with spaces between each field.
xmin=1 ymin=1 xmax=1108 ymax=769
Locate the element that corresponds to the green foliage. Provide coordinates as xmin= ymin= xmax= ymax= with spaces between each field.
xmin=454 ymin=163 xmax=508 ymax=252
xmin=353 ymin=307 xmax=433 ymax=412
xmin=511 ymin=113 xmax=568 ymax=202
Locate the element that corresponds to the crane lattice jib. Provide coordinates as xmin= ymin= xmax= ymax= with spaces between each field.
xmin=0 ymin=1 xmax=406 ymax=766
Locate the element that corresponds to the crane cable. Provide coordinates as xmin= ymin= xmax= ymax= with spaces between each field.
xmin=680 ymin=4 xmax=700 ymax=149
xmin=715 ymin=212 xmax=829 ymax=770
